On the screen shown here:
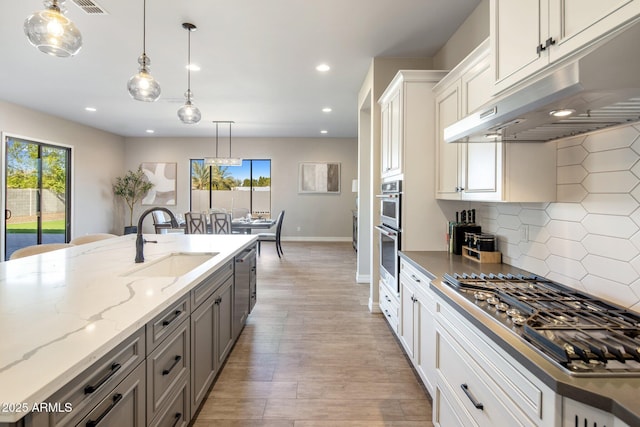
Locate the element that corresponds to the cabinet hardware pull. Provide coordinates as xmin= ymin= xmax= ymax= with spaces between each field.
xmin=162 ymin=310 xmax=182 ymax=327
xmin=162 ymin=355 xmax=182 ymax=376
xmin=171 ymin=413 xmax=182 ymax=427
xmin=85 ymin=393 xmax=123 ymax=427
xmin=460 ymin=384 xmax=484 ymax=410
xmin=84 ymin=363 xmax=121 ymax=394
xmin=536 ymin=43 xmax=546 ymax=54
xmin=411 ymin=274 xmax=421 ymax=283
xmin=214 ymin=296 xmax=222 ymax=305
xmin=545 ymin=37 xmax=556 ymax=48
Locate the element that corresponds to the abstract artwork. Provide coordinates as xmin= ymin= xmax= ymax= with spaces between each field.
xmin=298 ymin=162 xmax=341 ymax=194
xmin=141 ymin=162 xmax=177 ymax=205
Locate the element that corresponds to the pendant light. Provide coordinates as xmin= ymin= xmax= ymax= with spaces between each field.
xmin=127 ymin=0 xmax=161 ymax=102
xmin=24 ymin=0 xmax=82 ymax=57
xmin=204 ymin=121 xmax=242 ymax=166
xmin=177 ymin=22 xmax=201 ymax=124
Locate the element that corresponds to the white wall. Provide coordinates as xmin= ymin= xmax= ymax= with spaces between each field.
xmin=123 ymin=136 xmax=357 ymax=239
xmin=0 ymin=100 xmax=126 ymax=238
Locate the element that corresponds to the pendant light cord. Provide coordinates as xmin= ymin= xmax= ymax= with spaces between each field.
xmin=142 ymin=0 xmax=147 ymax=56
xmin=187 ymin=27 xmax=191 ymax=98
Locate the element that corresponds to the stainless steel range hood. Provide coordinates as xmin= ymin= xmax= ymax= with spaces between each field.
xmin=445 ymin=20 xmax=640 ymax=143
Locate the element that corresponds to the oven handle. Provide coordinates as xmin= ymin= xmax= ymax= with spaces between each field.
xmin=375 ymin=225 xmax=397 ymax=237
xmin=375 ymin=194 xmax=400 ymax=199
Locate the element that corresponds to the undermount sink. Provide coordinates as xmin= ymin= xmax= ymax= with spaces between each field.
xmin=122 ymin=252 xmax=218 ymax=277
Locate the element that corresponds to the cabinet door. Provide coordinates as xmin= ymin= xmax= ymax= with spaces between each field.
xmin=399 ymin=278 xmax=415 ymax=359
xmin=435 ymin=81 xmax=462 ymax=200
xmin=381 ymin=89 xmax=402 ymax=178
xmin=462 ymin=142 xmax=503 ymax=201
xmin=388 ymin=90 xmax=402 ymax=176
xmin=491 ymin=0 xmax=548 ymax=94
xmin=416 ymin=295 xmax=435 ymax=396
xmin=548 ymin=0 xmax=640 ymax=61
xmin=215 ymin=276 xmax=235 ymax=366
xmin=190 ymin=293 xmax=217 ymax=414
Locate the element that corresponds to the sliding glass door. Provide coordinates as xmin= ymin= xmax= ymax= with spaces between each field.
xmin=4 ymin=136 xmax=71 ymax=260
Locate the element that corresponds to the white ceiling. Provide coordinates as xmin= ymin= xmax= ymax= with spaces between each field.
xmin=1 ymin=0 xmax=480 ymax=138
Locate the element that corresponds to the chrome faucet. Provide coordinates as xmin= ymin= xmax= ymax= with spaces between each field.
xmin=135 ymin=207 xmax=179 ymax=263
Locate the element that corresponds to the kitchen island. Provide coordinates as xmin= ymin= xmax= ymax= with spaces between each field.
xmin=0 ymin=233 xmax=257 ymax=426
xmin=400 ymin=251 xmax=640 ymax=427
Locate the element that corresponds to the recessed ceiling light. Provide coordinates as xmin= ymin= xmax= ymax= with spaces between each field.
xmin=322 ymin=107 xmax=332 ymax=113
xmin=549 ymin=109 xmax=576 ymax=117
xmin=316 ymin=64 xmax=330 ymax=72
xmin=320 ymin=130 xmax=328 ymax=134
xmin=186 ymin=63 xmax=200 ymax=71
xmin=85 ymin=107 xmax=97 ymax=112
xmin=146 ymin=129 xmax=155 ymax=134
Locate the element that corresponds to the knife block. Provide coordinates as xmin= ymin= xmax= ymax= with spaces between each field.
xmin=452 ymin=225 xmax=481 ymax=255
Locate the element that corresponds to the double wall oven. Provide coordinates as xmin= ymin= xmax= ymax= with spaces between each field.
xmin=375 ymin=180 xmax=402 ymax=294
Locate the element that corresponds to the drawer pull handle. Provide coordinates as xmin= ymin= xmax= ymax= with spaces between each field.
xmin=84 ymin=363 xmax=121 ymax=394
xmin=461 ymin=384 xmax=484 ymax=410
xmin=172 ymin=412 xmax=182 ymax=427
xmin=162 ymin=310 xmax=182 ymax=327
xmin=214 ymin=296 xmax=223 ymax=305
xmin=411 ymin=274 xmax=421 ymax=283
xmin=86 ymin=393 xmax=122 ymax=427
xmin=162 ymin=355 xmax=183 ymax=376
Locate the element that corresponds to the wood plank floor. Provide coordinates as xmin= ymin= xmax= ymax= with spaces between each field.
xmin=193 ymin=241 xmax=433 ymax=426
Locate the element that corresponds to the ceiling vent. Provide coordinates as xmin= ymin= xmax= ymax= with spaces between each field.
xmin=70 ymin=0 xmax=108 ymax=15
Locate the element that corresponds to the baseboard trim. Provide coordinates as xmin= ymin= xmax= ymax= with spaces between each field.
xmin=356 ymin=274 xmax=371 ymax=283
xmin=282 ymin=236 xmax=351 ymax=242
xmin=368 ymin=298 xmax=382 ymax=314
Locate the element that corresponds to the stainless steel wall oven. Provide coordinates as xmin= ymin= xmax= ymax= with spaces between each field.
xmin=376 ymin=180 xmax=402 ymax=294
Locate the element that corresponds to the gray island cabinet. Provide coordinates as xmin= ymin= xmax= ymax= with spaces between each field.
xmin=0 ymin=235 xmax=257 ymax=427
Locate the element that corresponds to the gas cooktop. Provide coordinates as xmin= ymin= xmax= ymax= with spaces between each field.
xmin=443 ymin=273 xmax=640 ymax=377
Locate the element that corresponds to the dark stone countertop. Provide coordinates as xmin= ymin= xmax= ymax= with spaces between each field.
xmin=399 ymin=250 xmax=640 ymax=427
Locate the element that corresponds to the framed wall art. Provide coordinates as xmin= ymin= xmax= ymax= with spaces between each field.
xmin=298 ymin=162 xmax=341 ymax=194
xmin=141 ymin=162 xmax=177 ymax=205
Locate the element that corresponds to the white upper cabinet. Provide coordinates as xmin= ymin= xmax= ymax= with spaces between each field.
xmin=435 ymin=40 xmax=557 ymax=202
xmin=492 ymin=0 xmax=640 ymax=94
xmin=380 ymin=89 xmax=402 ymax=178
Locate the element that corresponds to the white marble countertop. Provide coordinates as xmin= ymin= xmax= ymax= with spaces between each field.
xmin=0 ymin=233 xmax=257 ymax=423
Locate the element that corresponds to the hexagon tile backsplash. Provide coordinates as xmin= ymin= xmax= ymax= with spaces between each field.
xmin=477 ymin=123 xmax=640 ymax=313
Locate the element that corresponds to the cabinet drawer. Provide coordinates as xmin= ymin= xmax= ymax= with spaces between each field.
xmin=147 ymin=318 xmax=190 ymax=422
xmin=437 ymin=300 xmax=547 ymax=423
xmin=434 ymin=384 xmax=475 ymax=427
xmin=436 ymin=324 xmax=532 ymax=426
xmin=148 ymin=377 xmax=189 ymax=427
xmin=147 ymin=296 xmax=190 ymax=353
xmin=191 ymin=260 xmax=233 ymax=309
xmin=33 ymin=328 xmax=145 ymax=427
xmin=74 ymin=361 xmax=146 ymax=427
xmin=379 ymin=281 xmax=399 ymax=333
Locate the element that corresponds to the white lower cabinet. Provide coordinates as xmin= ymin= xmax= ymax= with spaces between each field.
xmin=379 ymin=280 xmax=400 ymax=334
xmin=399 ymin=260 xmax=436 ymax=396
xmin=434 ymin=296 xmax=559 ymax=427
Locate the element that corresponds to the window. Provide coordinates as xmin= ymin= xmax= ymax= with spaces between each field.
xmin=4 ymin=136 xmax=71 ymax=260
xmin=190 ymin=159 xmax=271 ymax=218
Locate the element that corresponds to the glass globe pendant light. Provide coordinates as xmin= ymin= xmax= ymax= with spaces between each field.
xmin=177 ymin=22 xmax=201 ymax=124
xmin=127 ymin=0 xmax=161 ymax=102
xmin=24 ymin=0 xmax=82 ymax=57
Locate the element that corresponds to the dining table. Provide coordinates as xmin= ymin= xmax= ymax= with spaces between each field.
xmin=231 ymin=218 xmax=277 ymax=234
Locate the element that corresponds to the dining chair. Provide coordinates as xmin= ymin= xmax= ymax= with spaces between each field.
xmin=210 ymin=212 xmax=231 ymax=234
xmin=184 ymin=212 xmax=208 ymax=234
xmin=69 ymin=233 xmax=117 ymax=245
xmin=9 ymin=243 xmax=75 ymax=260
xmin=257 ymin=210 xmax=285 ymax=257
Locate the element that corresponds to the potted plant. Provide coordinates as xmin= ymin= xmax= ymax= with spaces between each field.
xmin=113 ymin=166 xmax=154 ymax=234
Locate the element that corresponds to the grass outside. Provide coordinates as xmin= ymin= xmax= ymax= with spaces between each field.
xmin=6 ymin=220 xmax=65 ymax=234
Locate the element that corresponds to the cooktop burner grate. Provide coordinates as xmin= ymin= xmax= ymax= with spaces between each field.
xmin=443 ymin=273 xmax=640 ymax=376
